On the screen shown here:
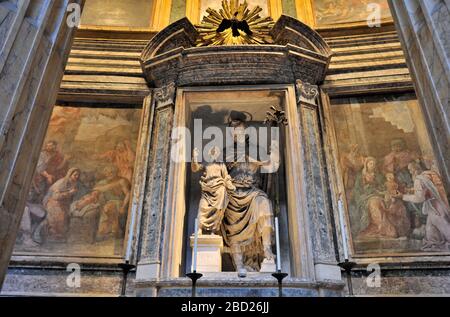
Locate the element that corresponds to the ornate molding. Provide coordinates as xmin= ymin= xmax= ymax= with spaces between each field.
xmin=154 ymin=82 xmax=176 ymax=107
xmin=296 ymin=79 xmax=319 ymax=104
xmin=141 ymin=17 xmax=332 ymax=87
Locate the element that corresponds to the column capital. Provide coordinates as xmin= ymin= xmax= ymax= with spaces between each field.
xmin=296 ymin=79 xmax=319 ymax=105
xmin=154 ymin=82 xmax=176 ymax=108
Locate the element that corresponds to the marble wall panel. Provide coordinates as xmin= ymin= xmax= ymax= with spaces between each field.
xmin=388 ymin=0 xmax=450 ymax=192
xmin=0 ymin=0 xmax=84 ymax=289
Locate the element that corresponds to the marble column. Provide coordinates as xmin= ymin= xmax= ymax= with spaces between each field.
xmin=0 ymin=0 xmax=84 ymax=289
xmin=388 ymin=0 xmax=450 ymax=190
xmin=135 ymin=82 xmax=176 ymax=296
xmin=295 ymin=80 xmax=341 ymax=282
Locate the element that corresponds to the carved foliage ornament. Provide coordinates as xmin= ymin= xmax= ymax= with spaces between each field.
xmin=196 ymin=0 xmax=274 ymax=46
xmin=264 ymin=106 xmax=288 ymax=126
xmin=154 ymin=82 xmax=176 ymax=106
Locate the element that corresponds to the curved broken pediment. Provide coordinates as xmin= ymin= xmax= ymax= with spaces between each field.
xmin=140 ymin=15 xmax=332 ymax=88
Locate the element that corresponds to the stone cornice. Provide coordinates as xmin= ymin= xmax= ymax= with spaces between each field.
xmin=140 ymin=15 xmax=332 ymax=88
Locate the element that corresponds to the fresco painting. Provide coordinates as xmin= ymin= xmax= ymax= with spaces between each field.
xmin=15 ymin=106 xmax=141 ymax=257
xmin=200 ymin=0 xmax=270 ymax=20
xmin=314 ymin=0 xmax=391 ymax=26
xmin=331 ymin=95 xmax=450 ymax=254
xmin=81 ymin=0 xmax=155 ymax=28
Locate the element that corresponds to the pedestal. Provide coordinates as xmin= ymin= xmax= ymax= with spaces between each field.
xmin=260 ymin=259 xmax=277 ymax=273
xmin=190 ymin=234 xmax=223 ymax=272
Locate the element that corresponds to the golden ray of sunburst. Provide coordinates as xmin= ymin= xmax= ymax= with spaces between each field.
xmin=196 ymin=0 xmax=275 ymax=46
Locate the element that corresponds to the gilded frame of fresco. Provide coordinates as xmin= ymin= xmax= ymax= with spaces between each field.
xmin=319 ymin=86 xmax=450 ymax=266
xmin=10 ymin=96 xmax=154 ymax=266
xmin=186 ymin=0 xmax=283 ymax=24
xmin=79 ymin=0 xmax=172 ymax=33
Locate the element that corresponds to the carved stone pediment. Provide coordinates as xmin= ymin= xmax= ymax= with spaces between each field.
xmin=270 ymin=15 xmax=332 ymax=57
xmin=140 ymin=15 xmax=332 ymax=88
xmin=141 ymin=18 xmax=198 ymax=61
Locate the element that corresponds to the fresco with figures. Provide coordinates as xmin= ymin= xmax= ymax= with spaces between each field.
xmin=314 ymin=0 xmax=392 ymax=26
xmin=200 ymin=0 xmax=270 ymax=20
xmin=80 ymin=0 xmax=155 ymax=28
xmin=331 ymin=94 xmax=450 ymax=255
xmin=15 ymin=106 xmax=141 ymax=257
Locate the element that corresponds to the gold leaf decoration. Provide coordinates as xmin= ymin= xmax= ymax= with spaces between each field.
xmin=196 ymin=0 xmax=275 ymax=46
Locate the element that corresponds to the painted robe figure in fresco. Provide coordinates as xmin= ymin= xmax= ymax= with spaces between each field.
xmin=383 ymin=138 xmax=418 ymax=188
xmin=402 ymin=162 xmax=450 ymax=251
xmin=94 ymin=166 xmax=131 ymax=240
xmin=43 ymin=168 xmax=82 ymax=241
xmin=96 ymin=140 xmax=136 ymax=183
xmin=351 ymin=157 xmax=410 ymax=239
xmin=19 ymin=141 xmax=69 ymax=246
xmin=341 ymin=144 xmax=364 ymax=195
xmin=351 ymin=157 xmax=396 ymax=238
xmin=31 ymin=141 xmax=69 ymax=203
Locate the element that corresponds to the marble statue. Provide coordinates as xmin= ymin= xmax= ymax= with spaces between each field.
xmin=192 ymin=111 xmax=279 ymax=277
xmin=192 ymin=146 xmax=236 ymax=234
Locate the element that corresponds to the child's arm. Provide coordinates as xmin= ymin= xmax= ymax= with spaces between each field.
xmin=191 ymin=148 xmax=203 ymax=172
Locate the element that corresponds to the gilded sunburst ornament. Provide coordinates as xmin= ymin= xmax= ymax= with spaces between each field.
xmin=196 ymin=0 xmax=275 ymax=46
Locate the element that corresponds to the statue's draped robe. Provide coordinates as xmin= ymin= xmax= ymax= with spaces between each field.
xmin=221 ymin=146 xmax=274 ymax=271
xmin=198 ymin=163 xmax=235 ymax=232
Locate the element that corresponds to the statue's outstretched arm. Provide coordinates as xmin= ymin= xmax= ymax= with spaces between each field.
xmin=260 ymin=140 xmax=280 ymax=173
xmin=191 ymin=148 xmax=204 ymax=172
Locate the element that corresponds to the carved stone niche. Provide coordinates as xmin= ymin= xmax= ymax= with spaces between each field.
xmin=136 ymin=15 xmax=342 ymax=297
xmin=140 ymin=15 xmax=332 ymax=88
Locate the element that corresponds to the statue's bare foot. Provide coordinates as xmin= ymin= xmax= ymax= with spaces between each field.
xmin=238 ymin=268 xmax=247 ymax=278
xmin=244 ymin=265 xmax=257 ymax=272
xmin=22 ymin=237 xmax=39 ymax=248
xmin=264 ymin=246 xmax=275 ymax=261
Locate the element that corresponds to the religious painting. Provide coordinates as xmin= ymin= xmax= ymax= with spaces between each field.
xmin=200 ymin=0 xmax=270 ymax=20
xmin=14 ymin=106 xmax=142 ymax=258
xmin=331 ymin=94 xmax=450 ymax=255
xmin=80 ymin=0 xmax=155 ymax=28
xmin=313 ymin=0 xmax=392 ymax=26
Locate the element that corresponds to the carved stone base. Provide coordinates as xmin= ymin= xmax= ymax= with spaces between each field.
xmin=260 ymin=259 xmax=277 ymax=273
xmin=190 ymin=234 xmax=223 ymax=273
xmin=135 ymin=274 xmax=345 ymax=297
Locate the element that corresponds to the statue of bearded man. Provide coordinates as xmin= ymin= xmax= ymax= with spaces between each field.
xmin=220 ymin=111 xmax=279 ymax=277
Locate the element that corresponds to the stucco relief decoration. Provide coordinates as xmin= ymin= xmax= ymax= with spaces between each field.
xmin=154 ymin=82 xmax=176 ymax=105
xmin=296 ymin=80 xmax=319 ymax=102
xmin=196 ymin=0 xmax=274 ymax=46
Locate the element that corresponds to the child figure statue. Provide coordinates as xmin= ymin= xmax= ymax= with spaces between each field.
xmin=192 ymin=146 xmax=236 ymax=235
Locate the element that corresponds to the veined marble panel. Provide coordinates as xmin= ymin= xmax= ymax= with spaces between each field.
xmin=388 ymin=0 xmax=450 ymax=190
xmin=0 ymin=0 xmax=84 ymax=288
